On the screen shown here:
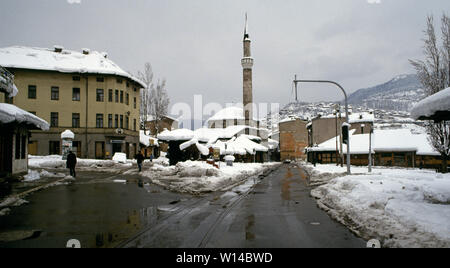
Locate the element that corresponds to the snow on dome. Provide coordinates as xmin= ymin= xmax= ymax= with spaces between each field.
xmin=0 ymin=103 xmax=49 ymax=131
xmin=157 ymin=128 xmax=194 ymax=141
xmin=61 ymin=130 xmax=75 ymax=139
xmin=0 ymin=46 xmax=145 ymax=88
xmin=207 ymin=106 xmax=259 ymax=122
xmin=411 ymin=87 xmax=450 ymax=121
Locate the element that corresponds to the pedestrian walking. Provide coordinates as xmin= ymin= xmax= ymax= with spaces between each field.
xmin=136 ymin=151 xmax=144 ymax=172
xmin=67 ymin=151 xmax=77 ymax=178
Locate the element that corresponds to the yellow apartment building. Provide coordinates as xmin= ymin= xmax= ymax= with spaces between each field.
xmin=0 ymin=46 xmax=144 ymax=159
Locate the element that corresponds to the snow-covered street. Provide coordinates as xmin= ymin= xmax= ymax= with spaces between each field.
xmin=304 ymin=163 xmax=450 ymax=248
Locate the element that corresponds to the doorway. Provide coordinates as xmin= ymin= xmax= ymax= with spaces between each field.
xmin=95 ymin=142 xmax=105 ymax=159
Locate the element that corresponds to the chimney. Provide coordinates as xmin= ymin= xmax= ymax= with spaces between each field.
xmin=82 ymin=48 xmax=90 ymax=55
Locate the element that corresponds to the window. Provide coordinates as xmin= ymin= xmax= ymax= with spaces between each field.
xmin=50 ymin=112 xmax=58 ymax=127
xmin=115 ymin=114 xmax=118 ymax=128
xmin=96 ymin=77 xmax=104 ymax=82
xmin=51 ymin=86 xmax=59 ymax=100
xmin=125 ymin=116 xmax=129 ymax=130
xmin=72 ymin=141 xmax=81 ymax=157
xmin=96 ymin=114 xmax=104 ymax=128
xmin=28 ymin=85 xmax=37 ymax=99
xmin=120 ymin=115 xmax=123 ymax=129
xmin=234 ymin=119 xmax=238 ymax=126
xmin=126 ymin=93 xmax=129 ymax=105
xmin=108 ymin=114 xmax=113 ymax=128
xmin=49 ymin=141 xmax=60 ymax=155
xmin=15 ymin=133 xmax=21 ymax=159
xmin=72 ymin=88 xmax=80 ymax=101
xmin=72 ymin=113 xmax=80 ymax=128
xmin=21 ymin=135 xmax=26 ymax=159
xmin=117 ymin=78 xmax=123 ymax=84
xmin=126 ymin=81 xmax=130 ymax=87
xmin=96 ymin=89 xmax=104 ymax=102
xmin=133 ymin=119 xmax=137 ymax=131
xmin=223 ymin=120 xmax=226 ymax=128
xmin=133 ymin=97 xmax=137 ymax=109
xmin=5 ymin=97 xmax=13 ymax=104
xmin=120 ymin=91 xmax=124 ymax=103
xmin=108 ymin=89 xmax=113 ymax=102
xmin=73 ymin=76 xmax=81 ymax=81
xmin=115 ymin=90 xmax=119 ymax=103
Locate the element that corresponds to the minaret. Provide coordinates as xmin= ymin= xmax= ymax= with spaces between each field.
xmin=241 ymin=13 xmax=254 ymax=128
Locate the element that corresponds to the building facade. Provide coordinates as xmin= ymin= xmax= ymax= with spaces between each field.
xmin=0 ymin=47 xmax=144 ymax=159
xmin=279 ymin=118 xmax=308 ymax=161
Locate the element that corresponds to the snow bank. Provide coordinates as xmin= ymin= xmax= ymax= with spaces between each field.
xmin=28 ymin=155 xmax=130 ymax=169
xmin=310 ymin=166 xmax=450 ymax=247
xmin=112 ymin=153 xmax=127 ymax=163
xmin=141 ymin=160 xmax=278 ymax=194
xmin=0 ymin=103 xmax=49 ymax=130
xmin=23 ymin=169 xmax=66 ymax=182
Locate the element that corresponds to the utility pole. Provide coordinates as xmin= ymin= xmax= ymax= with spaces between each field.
xmin=294 ymin=74 xmax=298 ymax=102
xmin=293 ymin=78 xmax=351 ymax=175
xmin=368 ymin=122 xmax=373 ymax=173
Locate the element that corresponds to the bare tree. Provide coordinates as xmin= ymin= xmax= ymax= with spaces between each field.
xmin=410 ymin=14 xmax=450 ymax=173
xmin=149 ymin=79 xmax=170 ymax=134
xmin=138 ymin=63 xmax=154 ymax=135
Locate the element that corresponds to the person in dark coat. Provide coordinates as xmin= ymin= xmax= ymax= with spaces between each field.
xmin=67 ymin=151 xmax=77 ymax=178
xmin=136 ymin=151 xmax=144 ymax=172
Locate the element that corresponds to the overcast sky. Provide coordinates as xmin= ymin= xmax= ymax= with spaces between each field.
xmin=1 ymin=0 xmax=449 ymax=117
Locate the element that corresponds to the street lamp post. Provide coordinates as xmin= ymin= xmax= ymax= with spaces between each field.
xmin=293 ymin=78 xmax=351 ymax=175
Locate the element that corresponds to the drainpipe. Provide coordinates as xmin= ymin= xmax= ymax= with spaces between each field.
xmin=85 ymin=75 xmax=89 ymax=158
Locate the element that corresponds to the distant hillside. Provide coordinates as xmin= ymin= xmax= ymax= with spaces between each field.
xmin=347 ymin=74 xmax=425 ymax=112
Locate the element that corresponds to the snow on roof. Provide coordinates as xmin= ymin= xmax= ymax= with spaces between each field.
xmin=61 ymin=130 xmax=75 ymax=139
xmin=207 ymin=106 xmax=259 ymax=122
xmin=411 ymin=87 xmax=450 ymax=121
xmin=317 ymin=112 xmax=375 ymax=124
xmin=0 ymin=46 xmax=145 ymax=88
xmin=157 ymin=128 xmax=194 ymax=141
xmin=140 ymin=130 xmax=159 ymax=147
xmin=0 ymin=103 xmax=49 ymax=130
xmin=0 ymin=73 xmax=18 ymax=97
xmin=179 ymin=138 xmax=210 ymax=156
xmin=308 ymin=126 xmax=439 ymax=156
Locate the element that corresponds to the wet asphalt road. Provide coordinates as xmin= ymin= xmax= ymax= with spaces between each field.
xmin=122 ymin=164 xmax=365 ymax=248
xmin=0 ymin=164 xmax=366 ymax=248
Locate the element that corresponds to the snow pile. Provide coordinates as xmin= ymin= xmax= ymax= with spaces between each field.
xmin=23 ymin=169 xmax=66 ymax=182
xmin=28 ymin=155 xmax=131 ymax=169
xmin=0 ymin=103 xmax=49 ymax=130
xmin=310 ymin=166 xmax=450 ymax=247
xmin=411 ymin=87 xmax=450 ymax=120
xmin=141 ymin=160 xmax=278 ymax=194
xmin=0 ymin=46 xmax=144 ymax=87
xmin=61 ymin=130 xmax=75 ymax=139
xmin=112 ymin=153 xmax=127 ymax=164
xmin=23 ymin=170 xmax=40 ymax=181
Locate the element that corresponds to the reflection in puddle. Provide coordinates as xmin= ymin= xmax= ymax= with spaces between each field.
xmin=245 ymin=214 xmax=255 ymax=241
xmin=94 ymin=206 xmax=159 ymax=248
xmin=281 ymin=168 xmax=293 ymax=201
